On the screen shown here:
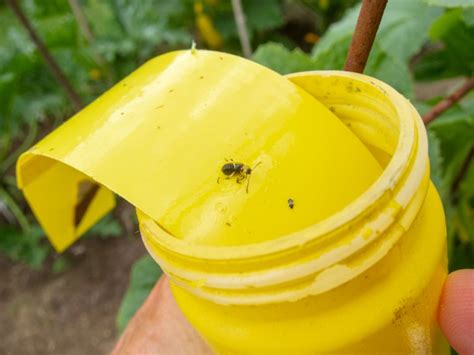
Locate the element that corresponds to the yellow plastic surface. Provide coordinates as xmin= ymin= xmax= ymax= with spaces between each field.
xmin=16 ymin=50 xmax=448 ymax=354
xmin=140 ymin=71 xmax=448 ymax=353
xmin=17 ymin=50 xmax=380 ymax=251
xmin=171 ymin=184 xmax=447 ymax=354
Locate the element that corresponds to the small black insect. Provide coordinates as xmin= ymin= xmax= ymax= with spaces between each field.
xmin=220 ymin=160 xmax=261 ymax=193
xmin=288 ymin=198 xmax=294 ymax=209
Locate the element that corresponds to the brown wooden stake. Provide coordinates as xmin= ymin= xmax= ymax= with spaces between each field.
xmin=344 ymin=0 xmax=388 ymax=73
xmin=423 ymin=78 xmax=474 ymax=125
xmin=6 ymin=0 xmax=83 ymax=111
xmin=231 ymin=0 xmax=252 ymax=58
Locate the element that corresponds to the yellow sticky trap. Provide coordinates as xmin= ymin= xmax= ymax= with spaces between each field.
xmin=16 ymin=50 xmax=381 ymax=252
xmin=17 ymin=154 xmax=114 ymax=251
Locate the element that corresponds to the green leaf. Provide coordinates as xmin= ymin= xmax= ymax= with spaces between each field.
xmin=85 ymin=213 xmax=123 ymax=239
xmin=244 ymin=0 xmax=284 ymax=32
xmin=450 ymin=236 xmax=474 ymax=270
xmin=462 ymin=8 xmax=474 ymax=25
xmin=252 ymin=42 xmax=316 ymax=74
xmin=428 ymin=130 xmax=445 ymax=195
xmin=376 ymin=4 xmax=441 ymax=62
xmin=35 ymin=13 xmax=77 ymax=48
xmin=313 ymin=0 xmax=441 ymax=62
xmin=426 ymin=95 xmax=474 ymax=269
xmin=456 ymin=150 xmax=474 ymax=244
xmin=207 ymin=0 xmax=284 ymax=49
xmin=312 ymin=0 xmax=441 ymax=97
xmin=428 ymin=96 xmax=474 ymax=188
xmin=116 ymin=255 xmax=163 ymax=333
xmin=430 ymin=9 xmax=464 ymax=38
xmin=428 ymin=129 xmax=455 ymax=245
xmin=421 ymin=0 xmax=474 ymax=8
xmin=416 ymin=9 xmax=474 ymax=80
xmin=0 ymin=225 xmax=50 ymax=269
xmin=84 ymin=0 xmax=125 ymax=38
xmin=311 ymin=5 xmax=358 ymax=69
xmin=365 ymin=44 xmax=414 ymax=98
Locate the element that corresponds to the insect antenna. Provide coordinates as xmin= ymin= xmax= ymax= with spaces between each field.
xmin=246 ymin=161 xmax=262 ymax=193
xmin=252 ymin=161 xmax=262 ymax=171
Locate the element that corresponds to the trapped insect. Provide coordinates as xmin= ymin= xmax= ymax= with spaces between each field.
xmin=219 ymin=160 xmax=261 ymax=193
xmin=288 ymin=198 xmax=294 ymax=209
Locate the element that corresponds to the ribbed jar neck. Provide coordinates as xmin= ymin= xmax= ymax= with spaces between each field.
xmin=139 ymin=71 xmax=429 ymax=305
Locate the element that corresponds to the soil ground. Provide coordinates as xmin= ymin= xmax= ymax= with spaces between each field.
xmin=0 ymin=236 xmax=146 ymax=355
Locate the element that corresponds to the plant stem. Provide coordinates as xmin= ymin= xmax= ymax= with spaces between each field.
xmin=1 ymin=121 xmax=38 ymax=174
xmin=0 ymin=134 xmax=13 ymax=164
xmin=423 ymin=77 xmax=474 ymax=125
xmin=67 ymin=0 xmax=94 ymax=42
xmin=344 ymin=0 xmax=388 ymax=73
xmin=231 ymin=0 xmax=252 ymax=58
xmin=6 ymin=0 xmax=83 ymax=111
xmin=67 ymin=0 xmax=114 ymax=85
xmin=0 ymin=187 xmax=30 ymax=232
xmin=3 ymin=175 xmax=18 ymax=188
xmin=111 ymin=0 xmax=129 ymax=35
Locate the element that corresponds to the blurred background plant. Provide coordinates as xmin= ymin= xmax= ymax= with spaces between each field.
xmin=0 ymin=0 xmax=473 ymax=347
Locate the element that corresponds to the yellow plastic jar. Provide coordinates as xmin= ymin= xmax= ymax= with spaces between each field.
xmin=15 ymin=51 xmax=448 ymax=353
xmin=139 ymin=72 xmax=448 ymax=353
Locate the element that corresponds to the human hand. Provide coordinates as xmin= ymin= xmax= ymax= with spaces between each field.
xmin=112 ymin=270 xmax=474 ymax=355
xmin=111 ymin=276 xmax=212 ymax=355
xmin=438 ymin=269 xmax=474 ymax=355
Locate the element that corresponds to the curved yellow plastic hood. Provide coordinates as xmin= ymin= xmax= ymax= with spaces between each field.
xmin=16 ymin=50 xmax=381 ymax=252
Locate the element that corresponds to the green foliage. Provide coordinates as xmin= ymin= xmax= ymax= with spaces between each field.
xmin=427 ymin=131 xmax=444 ymax=198
xmin=243 ymin=0 xmax=284 ymax=32
xmin=253 ymin=42 xmax=317 ymax=74
xmin=254 ymin=0 xmax=442 ymax=97
xmin=421 ymin=0 xmax=474 ymax=8
xmin=310 ymin=4 xmax=358 ymax=70
xmin=85 ymin=213 xmax=123 ymax=239
xmin=295 ymin=0 xmax=360 ymax=34
xmin=51 ymin=255 xmax=71 ymax=273
xmin=202 ymin=0 xmax=283 ymax=51
xmin=0 ymin=0 xmax=195 ymax=140
xmin=415 ymin=8 xmax=474 ymax=80
xmin=0 ymin=225 xmax=50 ymax=269
xmin=416 ymin=0 xmax=474 ymax=269
xmin=86 ymin=0 xmax=193 ymax=68
xmin=427 ymin=95 xmax=474 ymax=269
xmin=312 ymin=0 xmax=442 ymax=97
xmin=116 ymin=254 xmax=162 ymax=333
xmin=429 ymin=99 xmax=474 ymax=192
xmin=463 ymin=8 xmax=474 ymax=25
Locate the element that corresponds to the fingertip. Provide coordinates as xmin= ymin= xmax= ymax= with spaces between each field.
xmin=439 ymin=269 xmax=474 ymax=355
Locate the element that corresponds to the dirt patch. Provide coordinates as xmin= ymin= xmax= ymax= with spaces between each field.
xmin=0 ymin=236 xmax=146 ymax=355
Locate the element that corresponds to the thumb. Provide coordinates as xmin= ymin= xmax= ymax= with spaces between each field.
xmin=438 ymin=269 xmax=474 ymax=355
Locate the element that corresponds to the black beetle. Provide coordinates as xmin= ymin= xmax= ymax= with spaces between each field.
xmin=220 ymin=160 xmax=261 ymax=193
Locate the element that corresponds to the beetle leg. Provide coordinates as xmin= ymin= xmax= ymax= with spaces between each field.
xmin=236 ymin=175 xmax=246 ymax=184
